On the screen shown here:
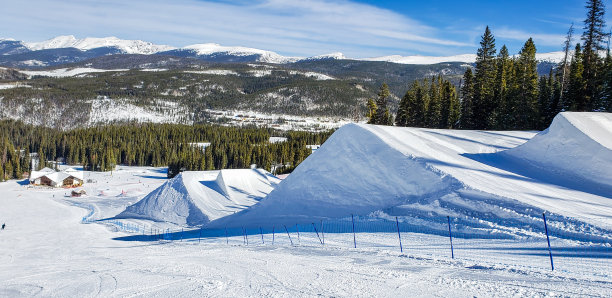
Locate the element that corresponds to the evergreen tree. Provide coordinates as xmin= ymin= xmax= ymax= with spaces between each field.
xmin=406 ymin=81 xmax=422 ymax=127
xmin=601 ymin=51 xmax=612 ymax=111
xmin=37 ymin=147 xmax=46 ymax=170
xmin=513 ymin=38 xmax=540 ymax=129
xmin=444 ymin=81 xmax=461 ymax=128
xmin=559 ymin=23 xmax=575 ymax=108
xmin=459 ymin=68 xmax=475 ymax=129
xmin=426 ymin=76 xmax=442 ymax=127
xmin=581 ymin=0 xmax=608 ymax=110
xmin=366 ymin=98 xmax=377 ymax=124
xmin=538 ymin=74 xmax=552 ymax=129
xmin=395 ymin=90 xmax=412 ymax=126
xmin=566 ymin=44 xmax=587 ymax=110
xmin=373 ymin=83 xmax=392 ymax=125
xmin=473 ymin=26 xmax=497 ymax=129
xmin=493 ymin=45 xmax=512 ymax=129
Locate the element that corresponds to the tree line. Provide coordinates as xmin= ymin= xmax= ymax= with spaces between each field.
xmin=0 ymin=120 xmax=332 ymax=180
xmin=369 ymin=0 xmax=611 ymax=130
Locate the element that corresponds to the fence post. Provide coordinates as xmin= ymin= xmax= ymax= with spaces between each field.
xmin=351 ymin=214 xmax=357 ymax=249
xmin=312 ymin=223 xmax=323 ymax=245
xmin=284 ymin=225 xmax=293 ymax=245
xmin=396 ymin=216 xmax=403 ymax=253
xmin=447 ymin=216 xmax=454 ymax=259
xmin=296 ymin=224 xmax=300 ymax=244
xmin=543 ymin=213 xmax=554 ymax=271
xmin=272 ymin=226 xmax=275 ymax=245
xmin=225 ymin=227 xmax=228 ymax=245
xmin=245 ymin=228 xmax=249 ymax=245
xmin=260 ymin=227 xmax=265 ymax=244
xmin=321 ymin=220 xmax=325 ymax=246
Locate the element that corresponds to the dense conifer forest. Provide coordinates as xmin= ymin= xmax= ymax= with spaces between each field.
xmin=372 ymin=0 xmax=611 ymax=130
xmin=0 ymin=120 xmax=332 ymax=180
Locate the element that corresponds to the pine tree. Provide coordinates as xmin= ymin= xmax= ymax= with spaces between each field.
xmin=374 ymin=83 xmax=392 ymax=125
xmin=473 ymin=26 xmax=497 ymax=129
xmin=37 ymin=147 xmax=46 ymax=170
xmin=425 ymin=77 xmax=442 ymax=127
xmin=566 ymin=44 xmax=586 ymax=110
xmin=582 ymin=0 xmax=608 ymax=110
xmin=395 ymin=91 xmax=412 ymax=126
xmin=559 ymin=23 xmax=575 ymax=108
xmin=459 ymin=68 xmax=475 ymax=129
xmin=366 ymin=98 xmax=377 ymax=124
xmin=493 ymin=45 xmax=512 ymax=129
xmin=444 ymin=81 xmax=461 ymax=128
xmin=406 ymin=81 xmax=422 ymax=127
xmin=538 ymin=75 xmax=552 ymax=129
xmin=513 ymin=38 xmax=540 ymax=129
xmin=601 ymin=51 xmax=612 ymax=111
xmin=205 ymin=147 xmax=214 ymax=170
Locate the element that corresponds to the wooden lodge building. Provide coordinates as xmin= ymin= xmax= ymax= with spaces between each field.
xmin=29 ymin=167 xmax=84 ymax=188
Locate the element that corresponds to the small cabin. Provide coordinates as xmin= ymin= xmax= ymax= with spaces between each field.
xmin=29 ymin=168 xmax=84 ymax=188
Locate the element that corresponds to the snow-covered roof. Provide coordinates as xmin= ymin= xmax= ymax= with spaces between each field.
xmin=29 ymin=168 xmax=84 ymax=182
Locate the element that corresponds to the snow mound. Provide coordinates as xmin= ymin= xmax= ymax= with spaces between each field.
xmin=211 ymin=113 xmax=612 ymax=231
xmin=501 ymin=112 xmax=612 ymax=189
xmin=119 ymin=169 xmax=280 ymax=226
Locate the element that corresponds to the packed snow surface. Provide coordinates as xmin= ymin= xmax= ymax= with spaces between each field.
xmin=0 ymin=166 xmax=610 ymax=296
xmin=213 ymin=112 xmax=612 ymax=232
xmin=120 ymin=169 xmax=280 ymax=225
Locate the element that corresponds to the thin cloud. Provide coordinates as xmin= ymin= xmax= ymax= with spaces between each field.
xmin=0 ymin=0 xmax=475 ymax=57
xmin=496 ymin=28 xmax=565 ymax=47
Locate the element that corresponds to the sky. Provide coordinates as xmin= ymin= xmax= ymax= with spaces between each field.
xmin=1 ymin=0 xmax=608 ymax=58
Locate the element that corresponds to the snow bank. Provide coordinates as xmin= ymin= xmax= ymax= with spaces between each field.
xmin=501 ymin=112 xmax=612 ymax=189
xmin=119 ymin=169 xmax=280 ymax=226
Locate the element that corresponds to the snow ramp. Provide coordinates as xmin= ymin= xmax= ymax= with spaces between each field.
xmin=500 ymin=112 xmax=612 ymax=191
xmin=210 ymin=113 xmax=612 ymax=232
xmin=119 ymin=169 xmax=280 ymax=226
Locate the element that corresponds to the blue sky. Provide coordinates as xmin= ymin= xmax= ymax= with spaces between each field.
xmin=1 ymin=0 xmax=607 ymax=57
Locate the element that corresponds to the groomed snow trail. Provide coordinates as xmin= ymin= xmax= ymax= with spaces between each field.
xmin=0 ymin=170 xmax=610 ymax=297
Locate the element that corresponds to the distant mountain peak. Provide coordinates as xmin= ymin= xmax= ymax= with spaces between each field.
xmin=24 ymin=35 xmax=176 ymax=54
xmin=182 ymin=43 xmax=301 ymax=64
xmin=306 ymin=52 xmax=346 ymax=60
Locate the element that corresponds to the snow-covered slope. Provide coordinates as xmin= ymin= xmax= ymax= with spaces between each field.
xmin=211 ymin=112 xmax=612 ymax=232
xmin=119 ymin=169 xmax=280 ymax=225
xmin=25 ymin=35 xmax=175 ymax=54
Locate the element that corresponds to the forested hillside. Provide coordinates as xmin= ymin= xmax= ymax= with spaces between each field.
xmin=0 ymin=120 xmax=332 ymax=180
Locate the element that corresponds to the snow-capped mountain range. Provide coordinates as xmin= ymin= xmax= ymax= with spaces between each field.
xmin=0 ymin=35 xmax=566 ymax=67
xmin=24 ymin=35 xmax=175 ymax=55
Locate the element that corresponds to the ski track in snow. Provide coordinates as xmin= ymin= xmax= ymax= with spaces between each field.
xmin=0 ymin=166 xmax=611 ymax=296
